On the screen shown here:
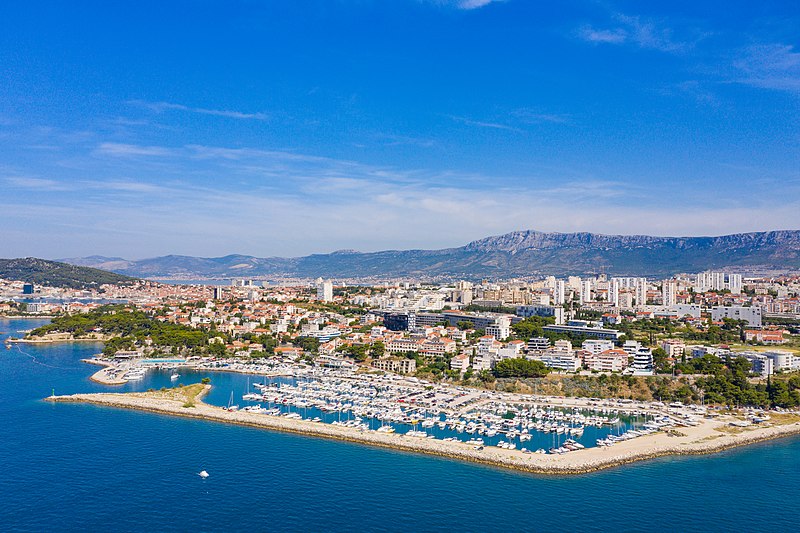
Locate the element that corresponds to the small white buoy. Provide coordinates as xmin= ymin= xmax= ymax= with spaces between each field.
xmin=198 ymin=470 xmax=209 ymax=479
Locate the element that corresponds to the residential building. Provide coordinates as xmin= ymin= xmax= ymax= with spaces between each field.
xmin=711 ymin=306 xmax=763 ymax=327
xmin=543 ymin=324 xmax=622 ymax=341
xmin=584 ymin=349 xmax=629 ymax=372
xmin=372 ymin=358 xmax=416 ymax=374
xmin=582 ymin=339 xmax=614 ymax=355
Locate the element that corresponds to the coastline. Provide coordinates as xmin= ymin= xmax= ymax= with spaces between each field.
xmin=7 ymin=335 xmax=109 ymax=344
xmin=82 ymin=359 xmax=128 ymax=385
xmin=45 ymin=389 xmax=800 ymax=475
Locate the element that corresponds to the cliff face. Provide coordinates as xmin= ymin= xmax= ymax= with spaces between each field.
xmin=56 ymin=230 xmax=800 ymax=279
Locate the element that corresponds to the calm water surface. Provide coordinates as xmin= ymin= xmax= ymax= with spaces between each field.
xmin=2 ymin=318 xmax=798 ymax=532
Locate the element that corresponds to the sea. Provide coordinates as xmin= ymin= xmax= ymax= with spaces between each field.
xmin=2 ymin=317 xmax=799 ymax=532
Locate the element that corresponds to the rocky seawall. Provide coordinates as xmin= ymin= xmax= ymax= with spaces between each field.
xmin=45 ymin=390 xmax=800 ymax=475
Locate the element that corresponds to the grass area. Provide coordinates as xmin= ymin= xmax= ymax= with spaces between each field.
xmin=717 ymin=425 xmax=756 ymax=435
xmin=767 ymin=413 xmax=800 ymax=425
xmin=135 ymin=383 xmax=208 ymax=408
xmin=727 ymin=344 xmax=800 ymax=354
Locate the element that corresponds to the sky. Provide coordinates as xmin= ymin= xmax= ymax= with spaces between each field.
xmin=1 ymin=0 xmax=799 ymax=260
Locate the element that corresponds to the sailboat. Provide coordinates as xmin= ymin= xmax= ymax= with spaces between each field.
xmin=225 ymin=391 xmax=239 ymax=411
xmin=198 ymin=470 xmax=209 ymax=479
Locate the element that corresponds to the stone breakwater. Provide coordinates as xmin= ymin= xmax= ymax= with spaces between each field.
xmin=45 ymin=391 xmax=800 ymax=475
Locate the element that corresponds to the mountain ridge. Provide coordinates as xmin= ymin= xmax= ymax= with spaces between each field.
xmin=53 ymin=229 xmax=800 ymax=279
xmin=0 ymin=258 xmax=139 ymax=289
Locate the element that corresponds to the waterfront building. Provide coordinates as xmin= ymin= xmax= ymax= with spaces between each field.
xmin=371 ymin=357 xmax=416 ymax=374
xmin=584 ymin=349 xmax=629 ymax=372
xmin=630 ymin=347 xmax=655 ymax=375
xmin=582 ymin=339 xmax=614 ymax=355
xmin=536 ymin=351 xmax=581 ymax=372
xmin=449 ymin=352 xmax=471 ymax=372
xmin=741 ymin=353 xmax=773 ymax=377
xmin=527 ymin=337 xmax=550 ymax=352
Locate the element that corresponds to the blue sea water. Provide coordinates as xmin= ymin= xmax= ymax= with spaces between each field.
xmin=2 ymin=318 xmax=799 ymax=532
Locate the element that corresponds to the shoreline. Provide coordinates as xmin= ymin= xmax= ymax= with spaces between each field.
xmin=45 ymin=389 xmax=800 ymax=475
xmin=82 ymin=359 xmax=128 ymax=385
xmin=7 ymin=336 xmax=108 ymax=344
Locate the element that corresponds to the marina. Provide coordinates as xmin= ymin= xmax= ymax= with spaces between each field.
xmin=79 ymin=355 xmax=696 ymax=454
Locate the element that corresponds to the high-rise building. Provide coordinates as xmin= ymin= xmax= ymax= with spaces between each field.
xmin=579 ymin=280 xmax=592 ymax=304
xmin=316 ymin=279 xmax=333 ymax=302
xmin=554 ymin=280 xmax=566 ymax=306
xmin=636 ymin=278 xmax=648 ymax=306
xmin=609 ymin=278 xmax=620 ymax=307
xmin=662 ymin=281 xmax=677 ymax=307
xmin=728 ymin=274 xmax=743 ymax=295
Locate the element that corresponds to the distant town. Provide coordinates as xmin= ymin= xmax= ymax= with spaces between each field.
xmin=3 ymin=270 xmax=800 ymax=390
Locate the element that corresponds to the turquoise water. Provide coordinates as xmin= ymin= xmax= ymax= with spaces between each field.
xmin=2 ymin=318 xmax=799 ymax=532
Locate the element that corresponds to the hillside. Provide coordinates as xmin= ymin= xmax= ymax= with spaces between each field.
xmin=60 ymin=229 xmax=800 ymax=279
xmin=0 ymin=258 xmax=139 ymax=289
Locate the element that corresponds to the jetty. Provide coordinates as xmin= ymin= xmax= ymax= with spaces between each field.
xmin=45 ymin=386 xmax=800 ymax=475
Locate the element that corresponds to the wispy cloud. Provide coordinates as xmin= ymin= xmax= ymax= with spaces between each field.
xmin=448 ymin=115 xmax=523 ymax=132
xmin=377 ymin=134 xmax=438 ymax=148
xmin=4 ymin=176 xmax=68 ymax=191
xmin=509 ymin=108 xmax=570 ymax=124
xmin=94 ymin=142 xmax=175 ymax=157
xmin=577 ymin=13 xmax=692 ymax=53
xmin=128 ymin=100 xmax=269 ymax=120
xmin=732 ymin=43 xmax=800 ymax=93
xmin=458 ymin=0 xmax=502 ymax=9
xmin=427 ymin=0 xmax=505 ymax=10
xmin=578 ymin=26 xmax=626 ymax=45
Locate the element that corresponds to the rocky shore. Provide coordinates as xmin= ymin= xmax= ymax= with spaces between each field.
xmin=45 ymin=388 xmax=800 ymax=475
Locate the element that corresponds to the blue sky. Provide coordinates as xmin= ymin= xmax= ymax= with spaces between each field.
xmin=1 ymin=0 xmax=799 ymax=259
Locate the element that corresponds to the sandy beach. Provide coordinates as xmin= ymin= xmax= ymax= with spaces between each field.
xmin=45 ymin=387 xmax=800 ymax=475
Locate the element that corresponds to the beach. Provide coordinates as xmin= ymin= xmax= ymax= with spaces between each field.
xmin=45 ymin=387 xmax=800 ymax=475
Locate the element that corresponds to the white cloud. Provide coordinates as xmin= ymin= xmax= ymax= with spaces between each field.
xmin=576 ymin=13 xmax=690 ymax=53
xmin=94 ymin=142 xmax=175 ymax=157
xmin=4 ymin=176 xmax=67 ymax=190
xmin=448 ymin=115 xmax=523 ymax=132
xmin=128 ymin=100 xmax=269 ymax=120
xmin=424 ymin=0 xmax=504 ymax=10
xmin=732 ymin=43 xmax=800 ymax=93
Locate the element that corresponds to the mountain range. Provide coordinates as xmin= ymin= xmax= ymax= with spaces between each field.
xmin=55 ymin=230 xmax=800 ymax=279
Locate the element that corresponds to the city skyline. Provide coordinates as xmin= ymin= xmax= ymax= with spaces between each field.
xmin=2 ymin=1 xmax=799 ymax=259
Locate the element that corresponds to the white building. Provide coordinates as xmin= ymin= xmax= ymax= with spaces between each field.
xmin=485 ymin=316 xmax=511 ymax=341
xmin=316 ymin=279 xmax=334 ymax=302
xmin=630 ymin=347 xmax=654 ymax=375
xmin=711 ymin=306 xmax=762 ymax=327
xmin=537 ymin=352 xmax=581 ymax=373
xmin=582 ymin=339 xmax=614 ymax=355
xmin=554 ymin=280 xmax=567 ymax=306
xmin=635 ymin=278 xmax=648 ymax=306
xmin=662 ymin=281 xmax=677 ymax=307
